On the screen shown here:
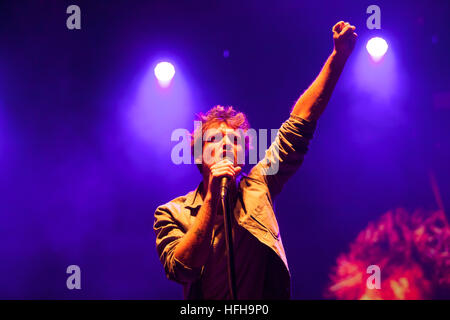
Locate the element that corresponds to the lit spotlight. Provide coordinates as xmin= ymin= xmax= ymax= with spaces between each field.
xmin=154 ymin=62 xmax=175 ymax=87
xmin=366 ymin=37 xmax=388 ymax=62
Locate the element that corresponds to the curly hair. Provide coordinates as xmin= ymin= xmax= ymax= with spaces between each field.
xmin=326 ymin=208 xmax=450 ymax=299
xmin=191 ymin=105 xmax=250 ymax=172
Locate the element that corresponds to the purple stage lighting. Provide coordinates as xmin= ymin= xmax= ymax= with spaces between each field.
xmin=366 ymin=37 xmax=388 ymax=62
xmin=154 ymin=62 xmax=175 ymax=87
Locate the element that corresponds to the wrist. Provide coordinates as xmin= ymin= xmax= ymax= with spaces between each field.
xmin=331 ymin=49 xmax=349 ymax=65
xmin=204 ymin=191 xmax=219 ymax=207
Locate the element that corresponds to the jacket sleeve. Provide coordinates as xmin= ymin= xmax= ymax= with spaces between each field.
xmin=248 ymin=113 xmax=317 ymax=199
xmin=153 ymin=205 xmax=203 ymax=284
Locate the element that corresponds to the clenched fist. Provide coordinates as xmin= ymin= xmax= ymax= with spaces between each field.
xmin=332 ymin=21 xmax=357 ymax=59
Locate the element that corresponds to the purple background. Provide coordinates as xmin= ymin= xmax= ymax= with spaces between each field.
xmin=0 ymin=0 xmax=449 ymax=299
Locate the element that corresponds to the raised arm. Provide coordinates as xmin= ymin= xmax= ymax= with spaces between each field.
xmin=292 ymin=21 xmax=357 ymax=121
xmin=249 ymin=21 xmax=357 ymax=198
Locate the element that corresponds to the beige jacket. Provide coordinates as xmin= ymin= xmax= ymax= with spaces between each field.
xmin=154 ymin=113 xmax=317 ymax=299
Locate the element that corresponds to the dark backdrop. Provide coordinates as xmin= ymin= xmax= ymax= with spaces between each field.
xmin=0 ymin=0 xmax=448 ymax=299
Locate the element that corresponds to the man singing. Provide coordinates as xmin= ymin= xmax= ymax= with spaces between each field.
xmin=154 ymin=21 xmax=357 ymax=299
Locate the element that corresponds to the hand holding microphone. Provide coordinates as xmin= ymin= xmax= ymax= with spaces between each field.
xmin=207 ymin=158 xmax=241 ymax=202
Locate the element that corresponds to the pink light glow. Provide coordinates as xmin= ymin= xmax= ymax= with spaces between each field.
xmin=366 ymin=37 xmax=388 ymax=62
xmin=154 ymin=62 xmax=175 ymax=87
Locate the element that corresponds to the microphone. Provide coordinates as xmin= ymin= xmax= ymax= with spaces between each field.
xmin=220 ymin=152 xmax=234 ymax=199
xmin=220 ymin=176 xmax=228 ymax=199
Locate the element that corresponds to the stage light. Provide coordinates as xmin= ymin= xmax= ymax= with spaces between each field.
xmin=366 ymin=37 xmax=388 ymax=61
xmin=154 ymin=62 xmax=175 ymax=86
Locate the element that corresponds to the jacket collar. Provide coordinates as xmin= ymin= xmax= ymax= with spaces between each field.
xmin=184 ymin=173 xmax=247 ymax=211
xmin=184 ymin=181 xmax=204 ymax=210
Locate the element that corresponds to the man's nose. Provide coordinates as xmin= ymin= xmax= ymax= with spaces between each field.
xmin=221 ymin=135 xmax=233 ymax=150
xmin=221 ymin=137 xmax=234 ymax=159
xmin=222 ymin=142 xmax=232 ymax=155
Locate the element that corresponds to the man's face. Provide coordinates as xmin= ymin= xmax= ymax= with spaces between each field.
xmin=201 ymin=122 xmax=246 ymax=171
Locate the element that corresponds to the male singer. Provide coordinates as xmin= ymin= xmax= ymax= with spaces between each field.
xmin=154 ymin=21 xmax=357 ymax=299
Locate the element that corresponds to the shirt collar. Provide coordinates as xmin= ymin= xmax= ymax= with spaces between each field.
xmin=184 ymin=181 xmax=204 ymax=210
xmin=184 ymin=173 xmax=247 ymax=210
